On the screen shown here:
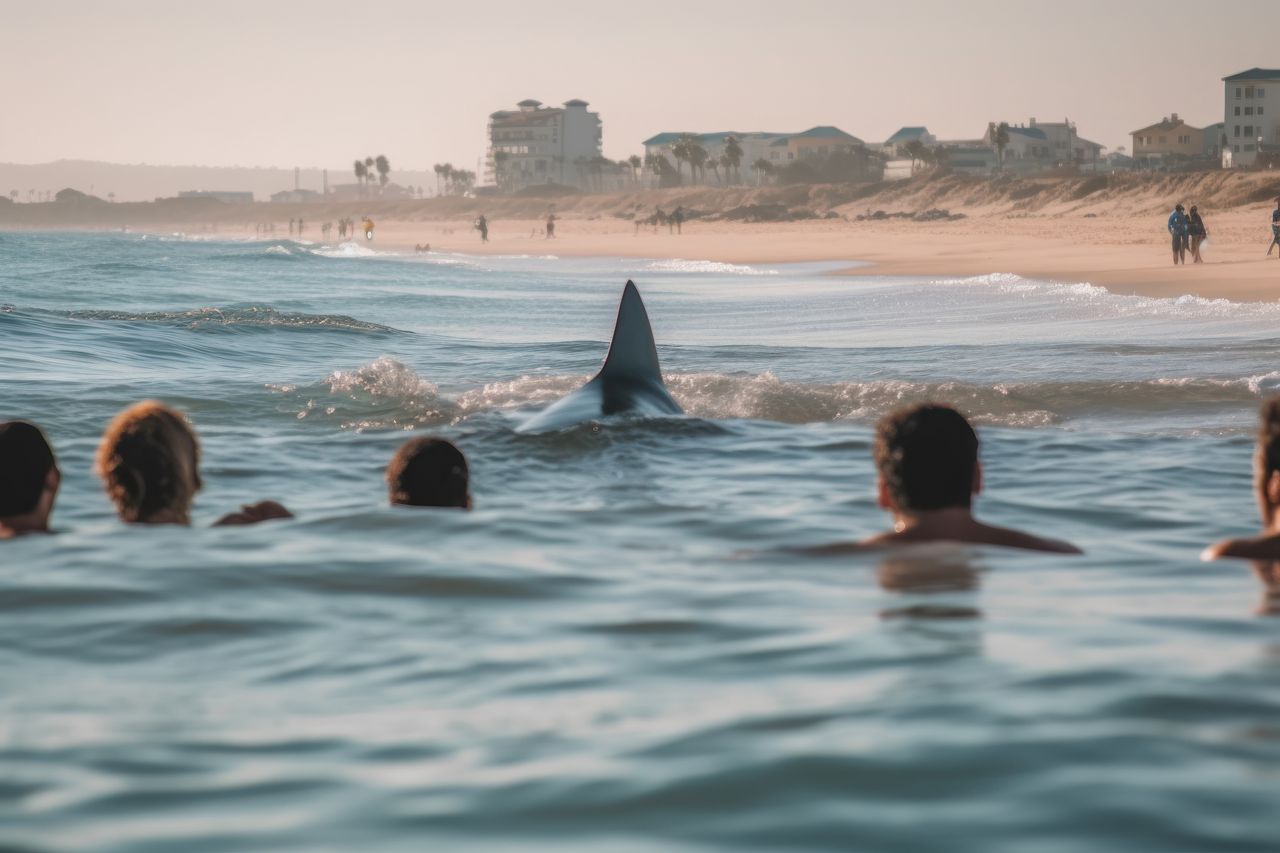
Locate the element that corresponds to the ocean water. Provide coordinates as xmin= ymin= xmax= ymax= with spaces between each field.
xmin=2 ymin=231 xmax=1278 ymax=852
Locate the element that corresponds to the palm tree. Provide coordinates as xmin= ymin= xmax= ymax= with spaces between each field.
xmin=902 ymin=140 xmax=928 ymax=174
xmin=628 ymin=154 xmax=642 ymax=185
xmin=989 ymin=122 xmax=1010 ymax=170
xmin=724 ymin=136 xmax=744 ymax=183
xmin=353 ymin=159 xmax=367 ymax=195
xmin=706 ymin=156 xmax=722 ymax=185
xmin=433 ymin=163 xmax=443 ymax=196
xmin=671 ymin=133 xmax=700 ymax=183
xmin=753 ymin=158 xmax=775 ymax=185
xmin=375 ymin=155 xmax=390 ymax=190
xmin=687 ymin=141 xmax=708 ymax=184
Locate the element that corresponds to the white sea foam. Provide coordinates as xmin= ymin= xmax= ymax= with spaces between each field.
xmin=646 ymin=258 xmax=780 ymax=276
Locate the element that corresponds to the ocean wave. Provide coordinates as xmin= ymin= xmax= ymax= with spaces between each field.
xmin=68 ymin=306 xmax=400 ymax=333
xmin=272 ymin=359 xmax=1280 ymax=430
xmin=932 ymin=273 xmax=1280 ymax=318
xmin=646 ymin=258 xmax=779 ymax=276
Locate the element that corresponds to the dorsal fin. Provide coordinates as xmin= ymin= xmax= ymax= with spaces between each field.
xmin=597 ymin=280 xmax=663 ymax=382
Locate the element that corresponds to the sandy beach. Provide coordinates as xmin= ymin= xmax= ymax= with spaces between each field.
xmin=365 ymin=205 xmax=1280 ymax=302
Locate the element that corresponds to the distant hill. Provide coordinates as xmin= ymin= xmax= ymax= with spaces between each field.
xmin=0 ymin=160 xmax=439 ymax=203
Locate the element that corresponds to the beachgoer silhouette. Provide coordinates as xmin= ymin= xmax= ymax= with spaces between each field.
xmin=1269 ymin=197 xmax=1280 ymax=257
xmin=1188 ymin=205 xmax=1208 ymax=263
xmin=1167 ymin=204 xmax=1188 ymax=265
xmin=475 ymin=214 xmax=489 ymax=243
xmin=546 ymin=212 xmax=556 ymax=239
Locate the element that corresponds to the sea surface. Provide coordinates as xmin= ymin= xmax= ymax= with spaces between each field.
xmin=2 ymin=231 xmax=1278 ymax=852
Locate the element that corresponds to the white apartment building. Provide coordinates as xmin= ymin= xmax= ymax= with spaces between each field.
xmin=485 ymin=99 xmax=602 ymax=190
xmin=1222 ymin=68 xmax=1280 ymax=167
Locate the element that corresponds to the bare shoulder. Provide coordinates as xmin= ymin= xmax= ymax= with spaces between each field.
xmin=214 ymin=500 xmax=294 ymax=527
xmin=976 ymin=524 xmax=1083 ymax=555
xmin=1202 ymin=533 xmax=1280 ymax=562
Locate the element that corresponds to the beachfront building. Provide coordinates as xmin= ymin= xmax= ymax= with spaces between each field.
xmin=485 ymin=99 xmax=602 ymax=192
xmin=981 ymin=123 xmax=1052 ymax=171
xmin=641 ymin=127 xmax=867 ymax=184
xmin=1203 ymin=123 xmax=1225 ymax=161
xmin=642 ymin=131 xmax=782 ymax=184
xmin=880 ymin=127 xmax=936 ymax=154
xmin=1222 ymin=69 xmax=1280 ymax=167
xmin=1129 ymin=114 xmax=1210 ymax=167
xmin=177 ymin=190 xmax=254 ymax=203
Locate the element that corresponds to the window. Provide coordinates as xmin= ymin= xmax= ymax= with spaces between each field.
xmin=1245 ymin=125 xmax=1254 ymax=136
xmin=1235 ymin=125 xmax=1241 ymax=137
xmin=1234 ymin=144 xmax=1241 ymax=153
xmin=1246 ymin=86 xmax=1255 ymax=98
xmin=1246 ymin=106 xmax=1254 ymax=115
xmin=1236 ymin=87 xmax=1242 ymax=98
xmin=1259 ymin=107 xmax=1265 ymax=115
xmin=1260 ymin=88 xmax=1267 ymax=97
xmin=1235 ymin=106 xmax=1241 ymax=115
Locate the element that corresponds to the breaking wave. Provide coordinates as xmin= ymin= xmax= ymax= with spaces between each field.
xmin=270 ymin=358 xmax=1280 ymax=431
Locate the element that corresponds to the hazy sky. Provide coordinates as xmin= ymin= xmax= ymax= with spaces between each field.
xmin=3 ymin=0 xmax=1274 ymax=173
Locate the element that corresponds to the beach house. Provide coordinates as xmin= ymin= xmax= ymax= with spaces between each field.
xmin=1129 ymin=114 xmax=1209 ymax=166
xmin=485 ymin=99 xmax=603 ymax=191
xmin=1222 ymin=69 xmax=1280 ymax=167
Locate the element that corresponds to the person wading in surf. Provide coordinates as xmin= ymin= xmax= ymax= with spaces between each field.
xmin=0 ymin=421 xmax=60 ymax=538
xmin=1204 ymin=398 xmax=1280 ymax=565
xmin=95 ymin=401 xmax=293 ymax=527
xmin=386 ymin=437 xmax=471 ymax=509
xmin=797 ymin=404 xmax=1081 ymax=555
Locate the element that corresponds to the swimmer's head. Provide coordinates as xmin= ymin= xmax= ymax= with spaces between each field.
xmin=1255 ymin=398 xmax=1280 ymax=524
xmin=874 ymin=404 xmax=979 ymax=513
xmin=387 ymin=437 xmax=471 ymax=509
xmin=95 ymin=401 xmax=202 ymax=524
xmin=0 ymin=421 xmax=59 ymax=525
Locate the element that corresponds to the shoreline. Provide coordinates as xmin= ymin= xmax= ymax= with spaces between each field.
xmin=10 ymin=206 xmax=1280 ymax=302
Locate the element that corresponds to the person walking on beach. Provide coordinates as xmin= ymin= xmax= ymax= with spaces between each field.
xmin=297 ymin=218 xmax=304 ymax=237
xmin=475 ymin=214 xmax=489 ymax=243
xmin=673 ymin=206 xmax=685 ymax=235
xmin=1269 ymin=197 xmax=1280 ymax=257
xmin=1167 ymin=204 xmax=1189 ymax=265
xmin=545 ymin=211 xmax=556 ymax=239
xmin=1188 ymin=205 xmax=1208 ymax=264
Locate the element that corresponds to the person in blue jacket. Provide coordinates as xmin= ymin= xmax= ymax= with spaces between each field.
xmin=1168 ymin=203 xmax=1189 ymax=265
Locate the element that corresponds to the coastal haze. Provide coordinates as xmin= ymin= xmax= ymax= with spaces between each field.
xmin=2 ymin=0 xmax=1275 ymax=193
xmin=4 ymin=3 xmax=1280 ymax=853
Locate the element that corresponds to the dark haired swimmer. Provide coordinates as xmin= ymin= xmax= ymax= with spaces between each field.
xmin=804 ymin=404 xmax=1080 ymax=555
xmin=1203 ymin=398 xmax=1280 ymax=566
xmin=95 ymin=401 xmax=292 ymax=526
xmin=0 ymin=421 xmax=60 ymax=538
xmin=387 ymin=437 xmax=471 ymax=509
